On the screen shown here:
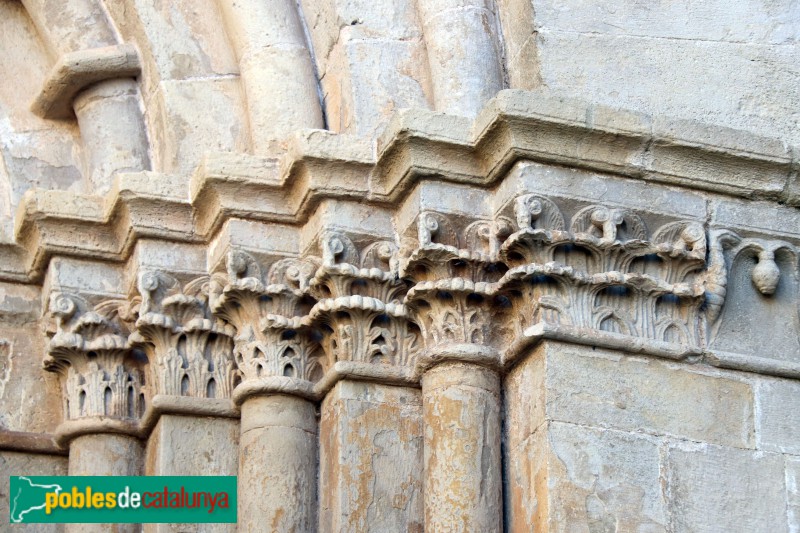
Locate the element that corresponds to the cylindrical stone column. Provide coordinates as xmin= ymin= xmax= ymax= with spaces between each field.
xmin=217 ymin=0 xmax=323 ymax=154
xmin=66 ymin=432 xmax=144 ymax=533
xmin=73 ymin=78 xmax=151 ymax=195
xmin=238 ymin=394 xmax=317 ymax=533
xmin=417 ymin=0 xmax=504 ymax=116
xmin=422 ymin=361 xmax=502 ymax=531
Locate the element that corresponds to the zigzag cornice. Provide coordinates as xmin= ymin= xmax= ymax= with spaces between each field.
xmin=2 ymin=90 xmax=797 ymax=283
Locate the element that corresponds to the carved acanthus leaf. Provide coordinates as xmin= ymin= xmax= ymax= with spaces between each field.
xmin=131 ymin=271 xmax=237 ymax=399
xmin=210 ymin=252 xmax=325 ymax=384
xmin=309 ymin=231 xmax=420 ymax=368
xmin=44 ymin=292 xmax=144 ymax=421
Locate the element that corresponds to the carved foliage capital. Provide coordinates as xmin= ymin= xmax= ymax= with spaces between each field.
xmin=130 ymin=271 xmax=237 ymax=399
xmin=44 ymin=292 xmax=144 ymax=421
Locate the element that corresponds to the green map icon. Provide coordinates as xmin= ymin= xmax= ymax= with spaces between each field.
xmin=10 ymin=476 xmax=63 ymax=523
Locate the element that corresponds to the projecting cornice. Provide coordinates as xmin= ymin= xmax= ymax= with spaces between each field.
xmin=1 ymin=90 xmax=797 ymax=284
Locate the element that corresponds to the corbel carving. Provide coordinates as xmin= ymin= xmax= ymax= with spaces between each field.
xmin=44 ymin=292 xmax=145 ymax=421
xmin=128 ymin=271 xmax=237 ymax=400
xmin=210 ymin=251 xmax=326 ymax=385
xmin=705 ymin=231 xmax=800 ymax=354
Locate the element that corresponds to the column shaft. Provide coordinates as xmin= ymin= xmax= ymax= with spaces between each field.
xmin=238 ymin=394 xmax=317 ymax=533
xmin=66 ymin=433 xmax=143 ymax=533
xmin=422 ymin=361 xmax=502 ymax=531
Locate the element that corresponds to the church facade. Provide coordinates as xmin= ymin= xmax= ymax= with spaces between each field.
xmin=1 ymin=1 xmax=799 ymax=531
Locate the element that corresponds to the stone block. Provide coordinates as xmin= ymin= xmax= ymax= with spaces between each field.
xmin=756 ymin=378 xmax=800 ymax=454
xmin=495 ymin=161 xmax=708 ymax=221
xmin=504 ymin=421 xmax=547 ymax=531
xmin=0 ymin=322 xmax=63 ymax=433
xmin=711 ymin=198 xmax=800 ymax=239
xmin=319 ymin=381 xmax=423 ymax=533
xmin=665 ymin=443 xmax=787 ymax=532
xmin=547 ymin=422 xmax=667 ymax=533
xmin=535 ymin=31 xmax=800 ymax=146
xmin=0 ymin=451 xmax=68 ymax=531
xmin=520 ymin=342 xmax=755 ymax=448
xmin=321 ymin=37 xmax=430 ymax=136
xmin=147 ymin=78 xmax=249 ymax=175
xmin=503 ymin=345 xmax=545 ymax=453
xmin=301 ymin=0 xmax=423 ymax=74
xmin=145 ymin=414 xmax=238 ymax=476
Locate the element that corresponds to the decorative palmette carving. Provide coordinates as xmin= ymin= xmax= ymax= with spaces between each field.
xmin=494 ymin=195 xmax=709 ymax=347
xmin=44 ymin=292 xmax=145 ymax=421
xmin=128 ymin=271 xmax=237 ymax=399
xmin=402 ymin=211 xmax=509 ymax=354
xmin=210 ymin=251 xmax=325 ymax=383
xmin=310 ymin=232 xmax=420 ymax=367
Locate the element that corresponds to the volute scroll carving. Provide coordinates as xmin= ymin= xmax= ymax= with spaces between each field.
xmin=487 ymin=194 xmax=712 ymax=353
xmin=44 ymin=292 xmax=145 ymax=421
xmin=128 ymin=271 xmax=237 ymax=400
xmin=309 ymin=231 xmax=421 ymax=369
xmin=210 ymin=252 xmax=326 ymax=388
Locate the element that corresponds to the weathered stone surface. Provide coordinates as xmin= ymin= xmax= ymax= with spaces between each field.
xmin=0 ymin=280 xmax=62 ymax=433
xmin=0 ymin=451 xmax=68 ymax=532
xmin=103 ymin=0 xmax=239 ymax=103
xmin=504 ymin=418 xmax=547 ymax=531
xmin=238 ymin=394 xmax=317 ymax=533
xmin=523 ymin=342 xmax=755 ymax=448
xmin=756 ymin=378 xmax=800 ymax=454
xmin=789 ymin=456 xmax=800 ymax=533
xmin=146 ymin=78 xmax=248 ymax=175
xmin=417 ymin=1 xmax=503 ymax=117
xmin=0 ymin=2 xmax=799 ymax=531
xmin=533 ymin=27 xmax=800 ymax=145
xmin=320 ymin=381 xmax=423 ymax=533
xmin=666 ymin=442 xmax=787 ymax=532
xmin=69 ymin=433 xmax=142 ymax=477
xmin=422 ymin=362 xmax=502 ymax=531
xmin=65 ymin=434 xmax=142 ymax=533
xmin=145 ymin=415 xmax=238 ymax=477
xmin=145 ymin=415 xmax=238 ymax=533
xmin=546 ymin=422 xmax=667 ymax=533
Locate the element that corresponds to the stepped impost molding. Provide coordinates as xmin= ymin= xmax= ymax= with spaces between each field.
xmin=3 ymin=90 xmax=797 ymax=283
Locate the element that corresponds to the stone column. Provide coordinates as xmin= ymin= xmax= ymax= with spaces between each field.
xmin=64 ymin=432 xmax=143 ymax=533
xmin=24 ymin=0 xmax=149 ymax=194
xmin=416 ymin=0 xmax=504 ymax=116
xmin=210 ymin=251 xmax=323 ymax=532
xmin=236 ymin=392 xmax=317 ymax=532
xmin=130 ymin=271 xmax=240 ymax=533
xmin=44 ymin=292 xmax=146 ymax=533
xmin=421 ymin=360 xmax=502 ymax=531
xmin=216 ymin=0 xmax=323 ymax=154
xmin=308 ymin=232 xmax=424 ymax=533
xmin=401 ymin=212 xmax=506 ymax=531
